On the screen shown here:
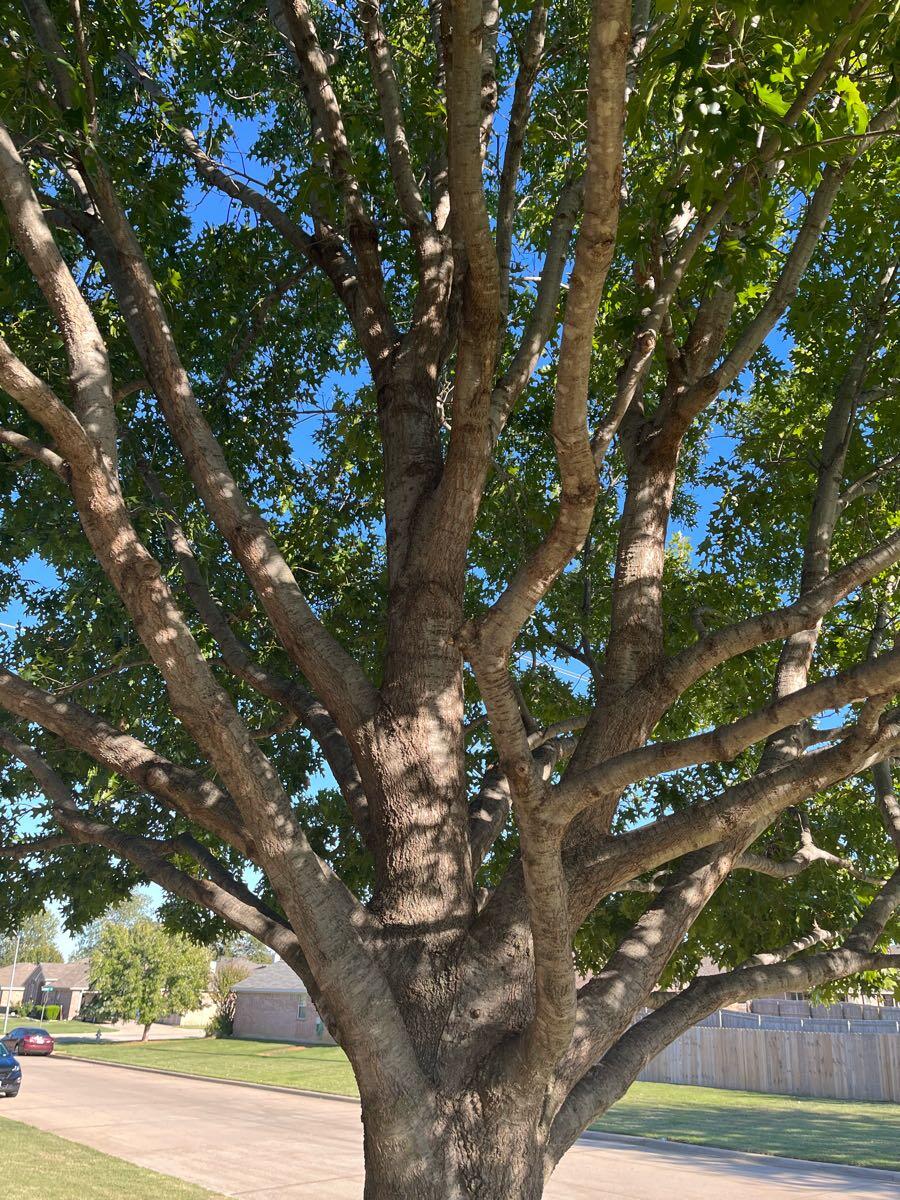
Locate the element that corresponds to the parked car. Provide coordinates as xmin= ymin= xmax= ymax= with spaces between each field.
xmin=2 ymin=1027 xmax=55 ymax=1056
xmin=0 ymin=1046 xmax=21 ymax=1096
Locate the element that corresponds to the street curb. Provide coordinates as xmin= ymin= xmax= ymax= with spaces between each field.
xmin=52 ymin=1051 xmax=360 ymax=1105
xmin=578 ymin=1128 xmax=900 ymax=1182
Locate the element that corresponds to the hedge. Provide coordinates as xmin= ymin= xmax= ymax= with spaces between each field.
xmin=29 ymin=1004 xmax=61 ymax=1021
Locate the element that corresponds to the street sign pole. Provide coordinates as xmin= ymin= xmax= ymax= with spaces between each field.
xmin=39 ymin=984 xmax=53 ymax=1024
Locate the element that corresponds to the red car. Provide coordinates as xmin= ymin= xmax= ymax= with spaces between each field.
xmin=3 ymin=1027 xmax=55 ymax=1056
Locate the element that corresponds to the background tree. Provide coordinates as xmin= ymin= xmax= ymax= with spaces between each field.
xmin=215 ymin=933 xmax=275 ymax=965
xmin=89 ymin=919 xmax=210 ymax=1040
xmin=207 ymin=957 xmax=255 ymax=1036
xmin=0 ymin=908 xmax=63 ymax=963
xmin=0 ymin=0 xmax=898 ymax=1196
xmin=73 ymin=890 xmax=156 ymax=957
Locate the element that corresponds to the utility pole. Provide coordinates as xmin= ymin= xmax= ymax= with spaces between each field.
xmin=2 ymin=931 xmax=21 ymax=1036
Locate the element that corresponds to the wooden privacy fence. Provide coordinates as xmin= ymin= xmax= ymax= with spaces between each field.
xmin=637 ymin=1024 xmax=900 ymax=1102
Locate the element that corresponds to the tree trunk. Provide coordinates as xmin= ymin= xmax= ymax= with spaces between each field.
xmin=360 ymin=1095 xmax=549 ymax=1200
xmin=141 ymin=1022 xmax=151 ymax=1041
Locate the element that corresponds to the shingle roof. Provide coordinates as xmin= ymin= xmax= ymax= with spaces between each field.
xmin=231 ymin=959 xmax=305 ymax=994
xmin=39 ymin=960 xmax=92 ymax=990
xmin=0 ymin=963 xmax=39 ymax=987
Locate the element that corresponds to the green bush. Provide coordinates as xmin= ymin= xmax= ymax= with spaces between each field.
xmin=28 ymin=1004 xmax=61 ymax=1021
xmin=206 ymin=1010 xmax=233 ymax=1038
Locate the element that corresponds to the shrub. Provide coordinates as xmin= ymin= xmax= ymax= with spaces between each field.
xmin=29 ymin=1003 xmax=61 ymax=1020
xmin=206 ymin=1010 xmax=233 ymax=1038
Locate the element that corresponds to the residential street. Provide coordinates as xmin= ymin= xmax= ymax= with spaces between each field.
xmin=1 ymin=1056 xmax=897 ymax=1199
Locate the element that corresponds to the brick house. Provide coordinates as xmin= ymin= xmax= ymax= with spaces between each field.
xmin=231 ymin=959 xmax=334 ymax=1043
xmin=0 ymin=962 xmax=39 ymax=1012
xmin=0 ymin=959 xmax=95 ymax=1018
xmin=32 ymin=960 xmax=95 ymax=1019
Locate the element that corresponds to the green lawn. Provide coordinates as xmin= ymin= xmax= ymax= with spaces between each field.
xmin=592 ymin=1081 xmax=900 ymax=1172
xmin=59 ymin=1037 xmax=358 ymax=1096
xmin=0 ymin=1116 xmax=224 ymax=1200
xmin=59 ymin=1036 xmax=900 ymax=1170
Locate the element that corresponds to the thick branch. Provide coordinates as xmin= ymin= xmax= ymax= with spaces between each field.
xmin=574 ymin=718 xmax=900 ymax=900
xmin=0 ymin=667 xmax=249 ymax=852
xmin=472 ymin=0 xmax=629 ymax=659
xmin=121 ymin=53 xmax=386 ymax=369
xmin=555 ymin=644 xmax=900 ymax=824
xmin=447 ymin=0 xmax=498 ymax=301
xmin=549 ymin=940 xmax=898 ymax=1166
xmin=0 ymin=724 xmax=311 ymax=965
xmin=0 ymin=336 xmax=84 ymax=452
xmin=138 ymin=459 xmax=370 ymax=838
xmin=490 ymin=175 xmax=583 ymax=441
xmin=22 ymin=0 xmax=75 ymax=108
xmin=654 ymin=528 xmax=900 ymax=703
xmin=0 ymin=122 xmax=116 ymax=461
xmin=278 ymin=0 xmax=394 ymax=366
xmin=469 ymin=725 xmax=583 ymax=867
xmin=358 ymin=0 xmax=432 ymax=241
xmin=0 ymin=428 xmax=69 ymax=481
xmin=57 ymin=147 xmax=379 ymax=733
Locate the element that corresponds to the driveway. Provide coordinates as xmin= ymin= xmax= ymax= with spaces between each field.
xmin=2 ymin=1056 xmax=897 ymax=1199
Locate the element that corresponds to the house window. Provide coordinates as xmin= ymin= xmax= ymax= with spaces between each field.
xmin=298 ymin=999 xmax=307 ymax=1020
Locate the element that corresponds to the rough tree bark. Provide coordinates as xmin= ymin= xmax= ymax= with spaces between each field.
xmin=0 ymin=1 xmax=899 ymax=1197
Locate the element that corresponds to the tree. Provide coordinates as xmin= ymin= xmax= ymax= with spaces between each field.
xmin=73 ymin=890 xmax=156 ymax=957
xmin=0 ymin=908 xmax=63 ymax=963
xmin=0 ymin=0 xmax=898 ymax=1195
xmin=89 ymin=919 xmax=210 ymax=1040
xmin=215 ymin=933 xmax=275 ymax=965
xmin=207 ymin=958 xmax=255 ymax=1036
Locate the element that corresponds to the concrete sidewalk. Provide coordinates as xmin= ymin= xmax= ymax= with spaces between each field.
xmin=2 ymin=1055 xmax=898 ymax=1199
xmin=54 ymin=1021 xmax=206 ymax=1044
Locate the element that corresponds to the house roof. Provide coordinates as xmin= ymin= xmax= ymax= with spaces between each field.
xmin=0 ymin=962 xmax=39 ymax=988
xmin=231 ymin=959 xmax=305 ymax=994
xmin=39 ymin=960 xmax=92 ymax=990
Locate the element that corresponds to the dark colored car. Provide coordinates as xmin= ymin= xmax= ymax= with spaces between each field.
xmin=2 ymin=1026 xmax=55 ymax=1056
xmin=0 ymin=1046 xmax=21 ymax=1097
